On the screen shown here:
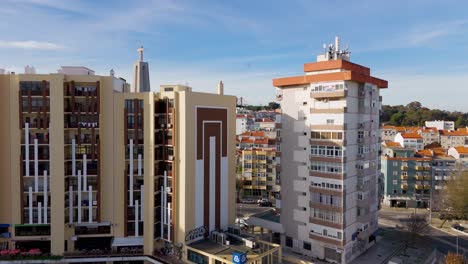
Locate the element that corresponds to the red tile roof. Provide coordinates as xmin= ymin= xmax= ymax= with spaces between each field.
xmin=400 ymin=133 xmax=423 ymax=139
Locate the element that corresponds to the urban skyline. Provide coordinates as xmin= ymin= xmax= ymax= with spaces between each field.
xmin=1 ymin=0 xmax=468 ymax=111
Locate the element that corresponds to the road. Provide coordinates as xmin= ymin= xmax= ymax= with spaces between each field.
xmin=379 ymin=207 xmax=468 ymax=257
xmin=236 ymin=203 xmax=274 ymax=218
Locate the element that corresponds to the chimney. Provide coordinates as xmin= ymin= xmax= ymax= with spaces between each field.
xmin=217 ymin=81 xmax=224 ymax=95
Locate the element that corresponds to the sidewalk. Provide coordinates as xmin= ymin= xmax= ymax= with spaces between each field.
xmin=350 ymin=228 xmax=405 ymax=264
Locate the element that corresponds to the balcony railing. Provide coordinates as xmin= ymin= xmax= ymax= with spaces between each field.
xmin=400 ymin=175 xmax=408 ymax=180
xmin=400 ymin=166 xmax=408 ymax=170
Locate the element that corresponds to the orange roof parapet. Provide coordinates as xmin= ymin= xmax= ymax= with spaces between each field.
xmin=273 ymin=64 xmax=388 ymax=89
xmin=303 ymin=59 xmax=370 ymax=75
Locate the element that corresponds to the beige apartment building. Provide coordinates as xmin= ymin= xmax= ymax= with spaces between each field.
xmin=272 ymin=37 xmax=387 ymax=263
xmin=0 ymin=59 xmax=239 ymax=262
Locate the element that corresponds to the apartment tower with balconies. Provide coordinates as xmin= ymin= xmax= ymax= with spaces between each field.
xmin=273 ymin=37 xmax=388 ymax=263
xmin=0 ymin=50 xmax=236 ymax=261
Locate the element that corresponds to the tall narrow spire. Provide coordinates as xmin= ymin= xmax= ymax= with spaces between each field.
xmin=133 ymin=46 xmax=151 ymax=92
xmin=138 ymin=46 xmax=144 ymax=62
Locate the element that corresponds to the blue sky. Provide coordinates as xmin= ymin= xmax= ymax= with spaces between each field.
xmin=1 ymin=0 xmax=468 ymax=111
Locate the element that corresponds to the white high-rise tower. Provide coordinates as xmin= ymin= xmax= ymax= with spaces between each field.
xmin=133 ymin=46 xmax=151 ymax=92
xmin=273 ymin=37 xmax=388 ymax=263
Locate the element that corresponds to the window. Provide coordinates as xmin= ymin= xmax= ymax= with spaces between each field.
xmin=326 ymin=119 xmax=335 ymax=125
xmin=392 ymin=180 xmax=398 ymax=185
xmin=310 ymin=131 xmax=343 ymax=140
xmin=303 ymin=242 xmax=311 ymax=251
xmin=303 ymin=102 xmax=307 ymax=105
xmin=310 ymin=161 xmax=343 ymax=174
xmin=337 ymin=232 xmax=342 ymax=239
xmin=323 ymin=229 xmax=328 ymax=236
xmin=393 ymin=171 xmax=398 ymax=176
xmin=164 ymin=87 xmax=174 ymax=92
xmin=393 ymin=189 xmax=397 ymax=194
xmin=310 ymin=145 xmax=343 ymax=158
xmin=285 ymin=237 xmax=293 ymax=248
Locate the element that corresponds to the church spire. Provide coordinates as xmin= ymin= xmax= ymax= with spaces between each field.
xmin=133 ymin=46 xmax=151 ymax=92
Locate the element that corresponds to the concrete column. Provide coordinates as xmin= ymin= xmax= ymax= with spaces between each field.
xmin=69 ymin=185 xmax=73 ymax=223
xmin=28 ymin=187 xmax=33 ymax=224
xmin=38 ymin=202 xmax=42 ymax=224
xmin=129 ymin=139 xmax=134 ymax=206
xmin=43 ymin=170 xmax=48 ymax=224
xmin=25 ymin=123 xmax=29 ymax=177
xmin=88 ymin=186 xmax=92 ymax=223
xmin=135 ymin=200 xmax=139 ymax=237
xmin=83 ymin=154 xmax=87 ymax=189
xmin=34 ymin=139 xmax=38 ymax=192
xmin=77 ymin=170 xmax=82 ymax=223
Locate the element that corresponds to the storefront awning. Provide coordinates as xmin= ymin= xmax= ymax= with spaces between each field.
xmin=111 ymin=237 xmax=144 ymax=247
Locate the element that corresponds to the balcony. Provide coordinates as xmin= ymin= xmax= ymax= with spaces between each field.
xmin=400 ymin=175 xmax=408 ymax=180
xmin=309 ymin=217 xmax=344 ymax=229
xmin=424 ymin=175 xmax=431 ymax=180
xmin=309 ymin=232 xmax=344 ymax=247
xmin=415 ymin=184 xmax=423 ymax=190
xmin=310 ymin=90 xmax=347 ymax=99
xmin=415 ymin=175 xmax=424 ymax=180
xmin=415 ymin=166 xmax=424 ymax=171
xmin=14 ymin=224 xmax=50 ymax=236
xmin=401 ymin=184 xmax=408 ymax=190
xmin=400 ymin=166 xmax=408 ymax=171
xmin=424 ymin=185 xmax=431 ymax=190
xmin=424 ymin=166 xmax=431 ymax=171
xmin=74 ymin=223 xmax=111 ymax=235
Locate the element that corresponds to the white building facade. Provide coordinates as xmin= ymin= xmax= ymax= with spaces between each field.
xmin=425 ymin=120 xmax=455 ymax=130
xmin=273 ymin=37 xmax=388 ymax=264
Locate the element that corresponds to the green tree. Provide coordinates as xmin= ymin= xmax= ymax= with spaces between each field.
xmin=389 ymin=112 xmax=405 ymax=126
xmin=438 ymin=168 xmax=468 ymax=227
xmin=455 ymin=116 xmax=468 ymax=128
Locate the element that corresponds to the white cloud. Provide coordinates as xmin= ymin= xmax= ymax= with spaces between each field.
xmin=0 ymin=40 xmax=65 ymax=50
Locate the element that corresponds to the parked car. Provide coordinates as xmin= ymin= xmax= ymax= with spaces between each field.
xmin=235 ymin=218 xmax=249 ymax=228
xmin=257 ymin=198 xmax=269 ymax=204
xmin=242 ymin=198 xmax=256 ymax=204
xmin=259 ymin=201 xmax=272 ymax=207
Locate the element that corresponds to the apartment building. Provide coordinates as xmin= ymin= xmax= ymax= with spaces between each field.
xmin=236 ymin=131 xmax=281 ymax=200
xmin=394 ymin=132 xmax=424 ymax=151
xmin=380 ymin=142 xmax=466 ymax=209
xmin=380 ymin=125 xmax=407 ymax=141
xmin=440 ymin=129 xmax=468 ymax=149
xmin=239 ymin=149 xmax=280 ymax=199
xmin=448 ymin=146 xmax=468 ymax=164
xmin=381 ymin=148 xmax=432 ymax=208
xmin=0 ymin=52 xmax=239 ymax=262
xmin=272 ymin=37 xmax=387 ymax=263
xmin=425 ymin=120 xmax=455 ymax=130
xmin=415 ymin=127 xmax=440 ymax=146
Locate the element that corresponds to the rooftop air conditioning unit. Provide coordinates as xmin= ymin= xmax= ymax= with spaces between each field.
xmin=168 ymin=155 xmax=174 ymax=161
xmin=167 ymin=124 xmax=172 ymax=128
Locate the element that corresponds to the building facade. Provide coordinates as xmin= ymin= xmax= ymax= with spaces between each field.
xmin=272 ymin=37 xmax=387 ymax=263
xmin=0 ymin=67 xmax=237 ymax=261
xmin=425 ymin=120 xmax=455 ymax=130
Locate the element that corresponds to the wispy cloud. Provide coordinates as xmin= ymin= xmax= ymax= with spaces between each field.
xmin=0 ymin=40 xmax=65 ymax=50
xmin=403 ymin=19 xmax=468 ymax=46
